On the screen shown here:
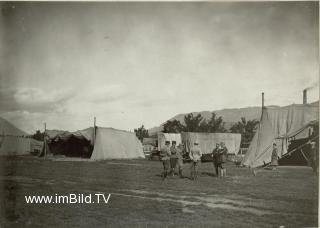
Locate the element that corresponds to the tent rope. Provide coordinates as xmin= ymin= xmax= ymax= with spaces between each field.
xmin=300 ymin=149 xmax=310 ymax=165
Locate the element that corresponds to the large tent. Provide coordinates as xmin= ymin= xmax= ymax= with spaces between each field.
xmin=181 ymin=132 xmax=242 ymax=155
xmin=241 ymin=103 xmax=319 ymax=168
xmin=0 ymin=136 xmax=43 ymax=156
xmin=157 ymin=133 xmax=182 ymax=151
xmin=0 ymin=117 xmax=43 ymax=156
xmin=44 ymin=127 xmax=144 ymax=160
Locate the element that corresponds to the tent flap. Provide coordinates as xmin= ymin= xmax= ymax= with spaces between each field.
xmin=241 ymin=103 xmax=319 ymax=168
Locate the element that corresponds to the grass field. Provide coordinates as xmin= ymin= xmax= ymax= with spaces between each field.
xmin=0 ymin=156 xmax=318 ymax=227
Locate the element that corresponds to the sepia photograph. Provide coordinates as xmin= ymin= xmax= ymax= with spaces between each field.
xmin=0 ymin=1 xmax=319 ymax=227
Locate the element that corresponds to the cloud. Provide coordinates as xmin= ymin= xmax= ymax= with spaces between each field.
xmin=0 ymin=87 xmax=73 ymax=113
xmin=81 ymin=84 xmax=129 ymax=104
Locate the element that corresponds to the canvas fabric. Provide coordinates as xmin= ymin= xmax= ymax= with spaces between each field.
xmin=157 ymin=133 xmax=182 ymax=151
xmin=91 ymin=127 xmax=144 ymax=160
xmin=241 ymin=103 xmax=319 ymax=168
xmin=0 ymin=136 xmax=42 ymax=156
xmin=181 ymin=132 xmax=241 ymax=155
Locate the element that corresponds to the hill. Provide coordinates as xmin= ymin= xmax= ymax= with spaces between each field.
xmin=0 ymin=117 xmax=28 ymax=136
xmin=148 ymin=106 xmax=265 ymax=135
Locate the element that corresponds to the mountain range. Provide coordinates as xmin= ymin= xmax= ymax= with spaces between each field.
xmin=148 ymin=106 xmax=267 ymax=135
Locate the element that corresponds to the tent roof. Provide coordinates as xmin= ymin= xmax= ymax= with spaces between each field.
xmin=46 ymin=128 xmax=94 ymax=142
xmin=0 ymin=117 xmax=28 ymax=136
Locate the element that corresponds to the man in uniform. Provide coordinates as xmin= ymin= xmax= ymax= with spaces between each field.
xmin=160 ymin=141 xmax=171 ymax=180
xmin=170 ymin=141 xmax=178 ymax=176
xmin=212 ymin=143 xmax=221 ymax=176
xmin=270 ymin=142 xmax=279 ymax=170
xmin=189 ymin=141 xmax=202 ymax=180
xmin=176 ymin=143 xmax=184 ymax=178
xmin=219 ymin=142 xmax=228 ymax=177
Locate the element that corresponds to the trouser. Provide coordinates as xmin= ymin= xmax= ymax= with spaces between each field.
xmin=162 ymin=160 xmax=170 ymax=178
xmin=190 ymin=161 xmax=200 ymax=180
xmin=170 ymin=157 xmax=178 ymax=176
xmin=214 ymin=162 xmax=223 ymax=176
xmin=177 ymin=158 xmax=183 ymax=177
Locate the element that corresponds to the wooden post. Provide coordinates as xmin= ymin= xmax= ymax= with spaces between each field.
xmin=262 ymin=92 xmax=265 ymax=108
xmin=93 ymin=117 xmax=96 ymax=145
xmin=44 ymin=122 xmax=47 ymax=157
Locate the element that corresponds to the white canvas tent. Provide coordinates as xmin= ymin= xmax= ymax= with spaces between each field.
xmin=157 ymin=133 xmax=182 ymax=151
xmin=0 ymin=117 xmax=43 ymax=156
xmin=241 ymin=103 xmax=319 ymax=168
xmin=181 ymin=132 xmax=242 ymax=155
xmin=45 ymin=127 xmax=144 ymax=160
xmin=0 ymin=136 xmax=43 ymax=156
xmin=91 ymin=127 xmax=144 ymax=160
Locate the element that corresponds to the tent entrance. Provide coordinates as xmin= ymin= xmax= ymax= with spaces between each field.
xmin=278 ymin=138 xmax=310 ymax=166
xmin=49 ymin=136 xmax=93 ymax=158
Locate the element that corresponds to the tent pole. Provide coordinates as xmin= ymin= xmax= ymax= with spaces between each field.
xmin=93 ymin=117 xmax=96 ymax=145
xmin=44 ymin=122 xmax=47 ymax=157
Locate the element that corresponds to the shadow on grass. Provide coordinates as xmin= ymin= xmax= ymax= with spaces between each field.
xmin=201 ymin=171 xmax=217 ymax=177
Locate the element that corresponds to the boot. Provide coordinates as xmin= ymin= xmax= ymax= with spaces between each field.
xmin=163 ymin=171 xmax=167 ymax=180
xmin=179 ymin=169 xmax=183 ymax=178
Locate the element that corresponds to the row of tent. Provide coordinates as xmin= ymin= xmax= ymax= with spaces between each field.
xmin=0 ymin=102 xmax=318 ymax=165
xmin=0 ymin=125 xmax=145 ymax=160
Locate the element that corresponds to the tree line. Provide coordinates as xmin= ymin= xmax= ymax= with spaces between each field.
xmin=134 ymin=112 xmax=259 ymax=145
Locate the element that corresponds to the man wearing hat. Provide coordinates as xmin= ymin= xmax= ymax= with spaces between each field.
xmin=170 ymin=141 xmax=178 ymax=176
xmin=160 ymin=141 xmax=171 ymax=180
xmin=309 ymin=140 xmax=318 ymax=174
xmin=176 ymin=143 xmax=185 ymax=178
xmin=212 ymin=143 xmax=221 ymax=176
xmin=270 ymin=142 xmax=279 ymax=170
xmin=189 ymin=140 xmax=202 ymax=180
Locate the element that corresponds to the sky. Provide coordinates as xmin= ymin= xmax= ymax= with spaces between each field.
xmin=0 ymin=2 xmax=319 ymax=134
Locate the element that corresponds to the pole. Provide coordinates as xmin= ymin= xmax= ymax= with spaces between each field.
xmin=262 ymin=92 xmax=264 ymax=108
xmin=44 ymin=122 xmax=47 ymax=157
xmin=93 ymin=117 xmax=96 ymax=145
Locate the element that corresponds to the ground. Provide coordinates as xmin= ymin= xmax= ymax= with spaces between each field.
xmin=0 ymin=156 xmax=318 ymax=227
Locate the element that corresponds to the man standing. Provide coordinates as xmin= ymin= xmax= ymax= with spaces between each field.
xmin=160 ymin=141 xmax=171 ymax=180
xmin=176 ymin=143 xmax=184 ymax=178
xmin=270 ymin=143 xmax=279 ymax=170
xmin=170 ymin=141 xmax=178 ymax=176
xmin=309 ymin=141 xmax=318 ymax=174
xmin=212 ymin=143 xmax=221 ymax=176
xmin=219 ymin=142 xmax=228 ymax=177
xmin=189 ymin=141 xmax=202 ymax=180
